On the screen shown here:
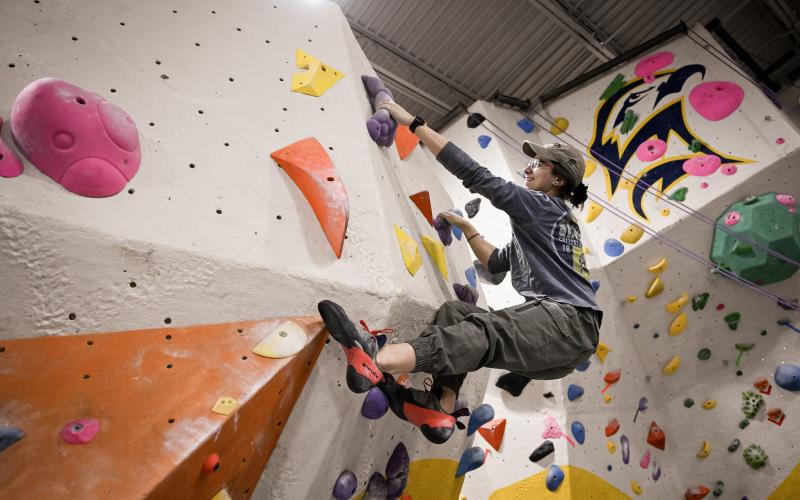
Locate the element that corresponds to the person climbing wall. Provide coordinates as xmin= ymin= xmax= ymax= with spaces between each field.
xmin=319 ymin=100 xmax=602 ymax=444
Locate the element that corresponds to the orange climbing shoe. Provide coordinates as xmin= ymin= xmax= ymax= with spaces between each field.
xmin=318 ymin=300 xmax=383 ymax=393
xmin=380 ymin=373 xmax=455 ymax=444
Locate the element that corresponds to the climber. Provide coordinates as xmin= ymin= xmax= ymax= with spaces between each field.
xmin=318 ymin=101 xmax=601 ymax=444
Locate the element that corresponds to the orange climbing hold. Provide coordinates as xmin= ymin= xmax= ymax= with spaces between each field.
xmin=685 ymin=485 xmax=710 ymax=500
xmin=409 ymin=191 xmax=434 ymax=225
xmin=0 ymin=316 xmax=327 ymax=498
xmin=605 ymin=418 xmax=620 ymax=437
xmin=271 ymin=137 xmax=349 ymax=258
xmin=478 ymin=418 xmax=506 ymax=451
xmin=647 ymin=421 xmax=666 ymax=450
xmin=395 ymin=124 xmax=420 ymax=160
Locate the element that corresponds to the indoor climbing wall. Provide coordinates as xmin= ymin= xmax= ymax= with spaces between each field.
xmin=0 ymin=1 xmax=488 ymax=498
xmin=446 ymin=26 xmax=800 ymax=499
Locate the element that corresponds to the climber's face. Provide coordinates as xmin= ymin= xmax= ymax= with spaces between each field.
xmin=524 ymin=158 xmax=558 ymax=192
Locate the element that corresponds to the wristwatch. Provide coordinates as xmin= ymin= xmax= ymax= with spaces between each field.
xmin=410 ymin=115 xmax=426 ymax=133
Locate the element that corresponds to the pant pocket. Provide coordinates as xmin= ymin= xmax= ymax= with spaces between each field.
xmin=538 ymin=299 xmax=574 ymax=338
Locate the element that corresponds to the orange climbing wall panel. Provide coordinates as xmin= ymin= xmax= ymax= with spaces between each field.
xmin=0 ymin=316 xmax=327 ymax=499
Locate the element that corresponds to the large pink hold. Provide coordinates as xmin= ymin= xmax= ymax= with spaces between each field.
xmin=0 ymin=116 xmax=24 ymax=178
xmin=640 ymin=449 xmax=651 ymax=469
xmin=636 ymin=139 xmax=667 ymax=162
xmin=635 ymin=52 xmax=674 ymax=83
xmin=682 ymin=154 xmax=721 ymax=176
xmin=10 ymin=78 xmax=141 ymax=197
xmin=59 ymin=418 xmax=100 ymax=444
xmin=689 ymin=81 xmax=744 ymax=121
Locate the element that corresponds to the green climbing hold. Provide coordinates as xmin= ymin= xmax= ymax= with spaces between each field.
xmin=739 ymin=419 xmax=750 ymax=429
xmin=691 ymin=293 xmax=709 ymax=311
xmin=600 ymin=74 xmax=626 ymax=101
xmin=710 ymin=192 xmax=800 ymax=285
xmin=741 ymin=391 xmax=764 ymax=419
xmin=670 ymin=187 xmax=688 ymax=202
xmin=713 ymin=481 xmax=724 ymax=497
xmin=728 ymin=438 xmax=740 ymax=452
xmin=684 ymin=398 xmax=695 ymax=408
xmin=724 ymin=312 xmax=741 ymax=330
xmin=743 ymin=443 xmax=768 ymax=469
xmin=697 ymin=348 xmax=711 ymax=360
xmin=620 ymin=110 xmax=639 ymax=134
xmin=689 ymin=139 xmax=702 ymax=153
xmin=735 ymin=343 xmax=755 ymax=365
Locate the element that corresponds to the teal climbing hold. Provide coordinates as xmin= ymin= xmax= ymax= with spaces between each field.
xmin=739 ymin=419 xmax=750 ymax=429
xmin=710 ymin=192 xmax=800 ymax=285
xmin=689 ymin=139 xmax=702 ymax=153
xmin=728 ymin=439 xmax=740 ymax=452
xmin=691 ymin=292 xmax=710 ymax=311
xmin=670 ymin=187 xmax=688 ymax=201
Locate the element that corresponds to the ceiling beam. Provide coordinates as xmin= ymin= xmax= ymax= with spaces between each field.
xmin=372 ymin=64 xmax=452 ymax=114
xmin=528 ymin=0 xmax=618 ymax=61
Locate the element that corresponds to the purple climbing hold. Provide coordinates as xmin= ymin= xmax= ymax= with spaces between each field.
xmin=361 ymin=386 xmax=389 ymax=419
xmin=775 ymin=364 xmax=800 ymax=391
xmin=546 ymin=464 xmax=565 ymax=491
xmin=621 ymin=434 xmax=630 ymax=464
xmin=634 ymin=396 xmax=648 ymax=422
xmin=652 ymin=462 xmax=662 ymax=481
xmin=478 ymin=135 xmax=492 ymax=149
xmin=0 ymin=426 xmax=24 ymax=453
xmin=385 ymin=442 xmax=409 ymax=499
xmin=361 ymin=75 xmax=397 ymax=147
xmin=364 ymin=471 xmax=388 ymax=500
xmin=433 ymin=215 xmax=453 ymax=246
xmin=333 ymin=470 xmax=358 ymax=500
xmin=567 ymin=384 xmax=584 ymax=401
xmin=465 ymin=267 xmax=477 ymax=288
xmin=453 ymin=283 xmax=479 ymax=305
xmin=571 ymin=421 xmax=585 ymax=445
xmin=517 ymin=117 xmax=535 ymax=133
xmin=465 ymin=198 xmax=482 ymax=218
xmin=467 ymin=404 xmax=495 ymax=435
xmin=576 ymin=359 xmax=591 ymax=372
xmin=456 ymin=446 xmax=487 ymax=477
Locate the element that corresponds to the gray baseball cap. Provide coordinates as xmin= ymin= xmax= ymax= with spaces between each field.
xmin=522 ymin=141 xmax=586 ymax=189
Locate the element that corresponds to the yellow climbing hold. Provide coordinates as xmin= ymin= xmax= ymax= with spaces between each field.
xmin=703 ymin=399 xmax=717 ymax=410
xmin=647 ymin=257 xmax=668 ymax=273
xmin=595 ymin=342 xmax=610 ymax=363
xmin=645 ymin=276 xmax=664 ymax=298
xmin=662 ymin=355 xmax=681 ymax=375
xmin=619 ymin=178 xmax=635 ymax=190
xmin=603 ymin=393 xmax=613 ymax=404
xmin=607 ymin=440 xmax=617 ymax=453
xmin=670 ymin=313 xmax=688 ymax=336
xmin=211 ymin=489 xmax=233 ymax=500
xmin=584 ymin=159 xmax=597 ymax=178
xmin=585 ymin=201 xmax=604 ymax=223
xmin=211 ymin=397 xmax=239 ymax=416
xmin=697 ymin=440 xmax=711 ymax=458
xmin=661 ymin=208 xmax=671 ymax=217
xmin=665 ymin=292 xmax=689 ymax=313
xmin=551 ymin=117 xmax=569 ymax=135
xmin=626 ymin=296 xmax=637 ymax=303
xmin=291 ymin=48 xmax=345 ymax=97
xmin=620 ymin=224 xmax=644 ymax=244
xmin=252 ymin=320 xmax=308 ymax=358
xmin=583 ymin=246 xmax=591 ymax=255
xmin=393 ymin=225 xmax=422 ymax=276
xmin=631 ymin=480 xmax=643 ymax=495
xmin=421 ymin=235 xmax=448 ymax=280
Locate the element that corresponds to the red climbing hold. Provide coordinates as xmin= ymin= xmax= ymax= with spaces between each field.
xmin=647 ymin=421 xmax=666 ymax=450
xmin=271 ymin=137 xmax=349 ymax=258
xmin=601 ymin=369 xmax=621 ymax=393
xmin=478 ymin=418 xmax=506 ymax=452
xmin=754 ymin=378 xmax=772 ymax=395
xmin=767 ymin=408 xmax=785 ymax=426
xmin=409 ymin=191 xmax=434 ymax=226
xmin=685 ymin=485 xmax=710 ymax=500
xmin=605 ymin=418 xmax=620 ymax=437
xmin=395 ymin=124 xmax=420 ymax=160
xmin=202 ymin=453 xmax=221 ymax=476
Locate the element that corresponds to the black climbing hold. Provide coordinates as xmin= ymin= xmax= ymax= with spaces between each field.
xmin=495 ymin=371 xmax=531 ymax=397
xmin=0 ymin=426 xmax=24 ymax=453
xmin=465 ymin=198 xmax=482 ymax=218
xmin=543 ymin=391 xmax=554 ymax=399
xmin=529 ymin=440 xmax=555 ymax=462
xmin=467 ymin=113 xmax=486 ymax=129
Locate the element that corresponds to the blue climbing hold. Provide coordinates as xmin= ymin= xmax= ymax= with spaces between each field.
xmin=571 ymin=421 xmax=585 ymax=445
xmin=567 ymin=384 xmax=584 ymax=401
xmin=546 ymin=464 xmax=565 ymax=491
xmin=450 ymin=209 xmax=464 ymax=239
xmin=0 ymin=426 xmax=24 ymax=453
xmin=467 ymin=404 xmax=495 ymax=435
xmin=604 ymin=238 xmax=624 ymax=257
xmin=517 ymin=117 xmax=534 ymax=133
xmin=775 ymin=364 xmax=800 ymax=391
xmin=590 ymin=279 xmax=600 ymax=292
xmin=478 ymin=135 xmax=492 ymax=148
xmin=465 ymin=267 xmax=477 ymax=288
xmin=576 ymin=359 xmax=591 ymax=372
xmin=376 ymin=334 xmax=387 ymax=348
xmin=455 ymin=446 xmax=486 ymax=477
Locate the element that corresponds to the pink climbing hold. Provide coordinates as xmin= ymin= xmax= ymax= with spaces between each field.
xmin=640 ymin=449 xmax=651 ymax=469
xmin=689 ymin=81 xmax=744 ymax=121
xmin=10 ymin=78 xmax=141 ymax=197
xmin=635 ymin=139 xmax=667 ymax=162
xmin=700 ymin=182 xmax=709 ymax=189
xmin=724 ymin=211 xmax=741 ymax=226
xmin=541 ymin=414 xmax=575 ymax=447
xmin=776 ymin=194 xmax=796 ymax=210
xmin=682 ymin=155 xmax=721 ymax=177
xmin=0 ymin=116 xmax=24 ymax=178
xmin=635 ymin=52 xmax=674 ymax=83
xmin=776 ymin=137 xmax=785 ymax=145
xmin=720 ymin=164 xmax=737 ymax=176
xmin=59 ymin=418 xmax=100 ymax=444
